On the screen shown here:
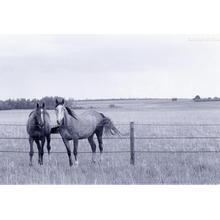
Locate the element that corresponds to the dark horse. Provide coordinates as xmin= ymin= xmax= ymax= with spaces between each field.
xmin=27 ymin=102 xmax=51 ymax=166
xmin=52 ymin=99 xmax=120 ymax=166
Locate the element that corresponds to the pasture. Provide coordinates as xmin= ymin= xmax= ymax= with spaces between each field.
xmin=1 ymin=99 xmax=220 ymax=184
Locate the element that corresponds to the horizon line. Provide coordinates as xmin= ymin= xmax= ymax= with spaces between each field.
xmin=0 ymin=97 xmax=195 ymax=101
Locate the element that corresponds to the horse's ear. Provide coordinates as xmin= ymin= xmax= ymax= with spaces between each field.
xmin=36 ymin=102 xmax=39 ymax=108
xmin=55 ymin=99 xmax=59 ymax=106
xmin=61 ymin=98 xmax=65 ymax=105
xmin=42 ymin=102 xmax=45 ymax=108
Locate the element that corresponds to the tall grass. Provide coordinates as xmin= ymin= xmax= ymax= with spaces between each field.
xmin=0 ymin=99 xmax=220 ymax=184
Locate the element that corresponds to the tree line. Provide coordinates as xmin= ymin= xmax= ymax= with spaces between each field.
xmin=0 ymin=97 xmax=77 ymax=110
xmin=193 ymin=95 xmax=220 ymax=102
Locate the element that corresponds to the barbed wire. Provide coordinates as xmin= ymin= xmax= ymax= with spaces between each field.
xmin=1 ymin=136 xmax=220 ymax=140
xmin=0 ymin=137 xmax=130 ymax=140
xmin=0 ymin=123 xmax=129 ymax=126
xmin=0 ymin=150 xmax=220 ymax=154
xmin=135 ymin=136 xmax=220 ymax=140
xmin=1 ymin=123 xmax=220 ymax=155
xmin=134 ymin=123 xmax=220 ymax=126
xmin=2 ymin=123 xmax=220 ymax=126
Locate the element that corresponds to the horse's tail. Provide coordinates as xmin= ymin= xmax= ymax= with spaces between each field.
xmin=100 ymin=113 xmax=122 ymax=136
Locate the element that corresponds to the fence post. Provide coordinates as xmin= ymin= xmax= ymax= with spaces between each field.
xmin=130 ymin=122 xmax=135 ymax=165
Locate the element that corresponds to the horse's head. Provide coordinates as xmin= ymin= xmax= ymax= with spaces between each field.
xmin=55 ymin=98 xmax=65 ymax=125
xmin=35 ymin=102 xmax=45 ymax=127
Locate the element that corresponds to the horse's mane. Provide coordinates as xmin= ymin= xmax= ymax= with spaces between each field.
xmin=29 ymin=111 xmax=35 ymax=117
xmin=65 ymin=106 xmax=78 ymax=120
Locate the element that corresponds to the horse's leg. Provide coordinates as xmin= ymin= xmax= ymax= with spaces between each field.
xmin=46 ymin=135 xmax=51 ymax=161
xmin=62 ymin=138 xmax=73 ymax=166
xmin=95 ymin=127 xmax=104 ymax=162
xmin=73 ymin=139 xmax=79 ymax=166
xmin=35 ymin=139 xmax=42 ymax=165
xmin=40 ymin=137 xmax=45 ymax=165
xmin=88 ymin=134 xmax=96 ymax=163
xmin=29 ymin=137 xmax=34 ymax=166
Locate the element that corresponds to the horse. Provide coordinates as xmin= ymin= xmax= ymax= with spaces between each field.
xmin=26 ymin=102 xmax=51 ymax=166
xmin=51 ymin=98 xmax=121 ymax=166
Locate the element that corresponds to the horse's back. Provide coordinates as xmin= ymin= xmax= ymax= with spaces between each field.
xmin=78 ymin=110 xmax=103 ymax=123
xmin=79 ymin=109 xmax=102 ymax=118
xmin=70 ymin=110 xmax=103 ymax=138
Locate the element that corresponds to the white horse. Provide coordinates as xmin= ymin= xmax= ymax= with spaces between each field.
xmin=52 ymin=99 xmax=120 ymax=166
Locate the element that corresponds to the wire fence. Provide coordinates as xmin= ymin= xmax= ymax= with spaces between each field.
xmin=2 ymin=136 xmax=220 ymax=140
xmin=1 ymin=123 xmax=220 ymax=161
xmin=2 ymin=123 xmax=220 ymax=126
xmin=0 ymin=150 xmax=220 ymax=154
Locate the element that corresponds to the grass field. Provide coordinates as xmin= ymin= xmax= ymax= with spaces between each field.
xmin=1 ymin=99 xmax=220 ymax=184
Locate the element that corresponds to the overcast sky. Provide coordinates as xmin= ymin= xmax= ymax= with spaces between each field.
xmin=0 ymin=35 xmax=220 ymax=100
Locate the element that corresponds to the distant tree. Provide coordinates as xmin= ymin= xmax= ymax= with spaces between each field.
xmin=0 ymin=96 xmax=83 ymax=110
xmin=193 ymin=95 xmax=201 ymax=102
xmin=172 ymin=98 xmax=178 ymax=101
xmin=213 ymin=97 xmax=220 ymax=101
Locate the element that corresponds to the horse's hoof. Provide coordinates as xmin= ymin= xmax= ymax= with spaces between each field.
xmin=74 ymin=161 xmax=79 ymax=167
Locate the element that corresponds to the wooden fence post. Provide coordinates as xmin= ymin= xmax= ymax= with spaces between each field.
xmin=130 ymin=122 xmax=135 ymax=165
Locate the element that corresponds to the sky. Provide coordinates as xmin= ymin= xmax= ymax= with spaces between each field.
xmin=0 ymin=35 xmax=220 ymax=100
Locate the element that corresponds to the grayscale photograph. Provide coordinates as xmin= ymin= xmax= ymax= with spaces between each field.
xmin=0 ymin=35 xmax=220 ymax=184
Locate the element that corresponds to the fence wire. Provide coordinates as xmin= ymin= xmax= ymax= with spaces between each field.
xmin=0 ymin=150 xmax=220 ymax=154
xmin=2 ymin=123 xmax=220 ymax=126
xmin=1 ymin=136 xmax=220 ymax=140
xmin=0 ymin=123 xmax=220 ymax=154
